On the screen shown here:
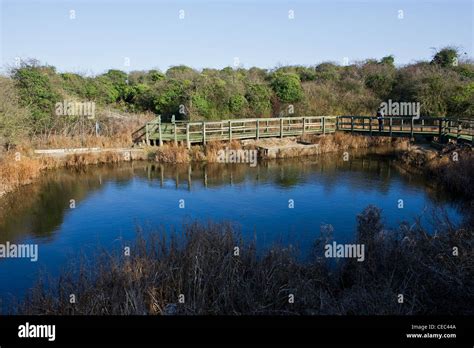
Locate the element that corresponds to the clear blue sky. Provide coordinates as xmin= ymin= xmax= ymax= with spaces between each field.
xmin=1 ymin=0 xmax=472 ymax=75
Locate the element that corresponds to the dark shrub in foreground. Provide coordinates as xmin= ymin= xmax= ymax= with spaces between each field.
xmin=16 ymin=207 xmax=474 ymax=315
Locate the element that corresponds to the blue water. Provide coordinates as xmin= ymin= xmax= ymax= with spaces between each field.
xmin=0 ymin=152 xmax=465 ymax=306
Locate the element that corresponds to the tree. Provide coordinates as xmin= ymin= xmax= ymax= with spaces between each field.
xmin=245 ymin=83 xmax=272 ymax=116
xmin=228 ymin=94 xmax=247 ymax=113
xmin=12 ymin=62 xmax=60 ymax=131
xmin=431 ymin=48 xmax=458 ymax=68
xmin=153 ymin=79 xmax=190 ymax=116
xmin=270 ymin=73 xmax=304 ymax=103
xmin=0 ymin=77 xmax=31 ymax=147
xmin=380 ymin=55 xmax=395 ymax=67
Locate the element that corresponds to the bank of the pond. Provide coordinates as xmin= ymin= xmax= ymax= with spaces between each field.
xmin=0 ymin=148 xmax=150 ymax=198
xmin=396 ymin=143 xmax=474 ymax=200
xmin=1 ymin=133 xmax=472 ymax=204
xmin=14 ymin=206 xmax=474 ymax=315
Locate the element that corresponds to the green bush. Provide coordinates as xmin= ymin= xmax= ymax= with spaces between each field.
xmin=245 ymin=83 xmax=272 ymax=116
xmin=365 ymin=73 xmax=394 ymax=99
xmin=380 ymin=55 xmax=395 ymax=67
xmin=153 ymin=79 xmax=190 ymax=116
xmin=0 ymin=77 xmax=31 ymax=146
xmin=12 ymin=64 xmax=60 ymax=130
xmin=191 ymin=94 xmax=212 ymax=117
xmin=431 ymin=48 xmax=458 ymax=68
xmin=315 ymin=63 xmax=340 ymax=81
xmin=448 ymin=82 xmax=474 ymax=116
xmin=229 ymin=94 xmax=247 ymax=113
xmin=270 ymin=73 xmax=304 ymax=103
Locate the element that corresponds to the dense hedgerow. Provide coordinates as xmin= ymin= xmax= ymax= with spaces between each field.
xmin=1 ymin=48 xmax=473 ymax=147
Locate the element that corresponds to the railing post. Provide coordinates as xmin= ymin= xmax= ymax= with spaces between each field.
xmin=229 ymin=120 xmax=232 ymax=141
xmin=457 ymin=119 xmax=461 ymax=142
xmin=186 ymin=123 xmax=190 ymax=149
xmin=421 ymin=119 xmax=424 ymax=133
xmin=369 ymin=117 xmax=372 ymax=135
xmin=256 ymin=119 xmax=259 ymax=140
xmin=322 ymin=117 xmax=326 ymax=135
xmin=157 ymin=115 xmax=163 ymax=146
xmin=174 ymin=122 xmax=178 ymax=145
xmin=280 ymin=118 xmax=283 ymax=138
xmin=401 ymin=118 xmax=403 ymax=131
xmin=145 ymin=123 xmax=150 ymax=145
xmin=389 ymin=117 xmax=392 ymax=137
xmin=351 ymin=117 xmax=354 ymax=134
xmin=202 ymin=121 xmax=206 ymax=145
xmin=302 ymin=117 xmax=306 ymax=135
xmin=335 ymin=117 xmax=338 ymax=131
xmin=438 ymin=119 xmax=442 ymax=140
xmin=158 ymin=123 xmax=163 ymax=146
xmin=410 ymin=117 xmax=414 ymax=139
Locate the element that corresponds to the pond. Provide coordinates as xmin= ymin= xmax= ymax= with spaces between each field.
xmin=0 ymin=150 xmax=466 ymax=306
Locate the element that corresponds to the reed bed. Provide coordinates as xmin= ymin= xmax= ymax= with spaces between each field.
xmin=15 ymin=206 xmax=474 ymax=315
xmin=0 ymin=154 xmax=42 ymax=197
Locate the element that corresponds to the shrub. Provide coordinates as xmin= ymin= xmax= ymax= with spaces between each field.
xmin=245 ymin=83 xmax=272 ymax=116
xmin=0 ymin=77 xmax=32 ymax=147
xmin=270 ymin=72 xmax=304 ymax=103
xmin=431 ymin=47 xmax=458 ymax=68
xmin=228 ymin=94 xmax=247 ymax=113
xmin=12 ymin=62 xmax=60 ymax=131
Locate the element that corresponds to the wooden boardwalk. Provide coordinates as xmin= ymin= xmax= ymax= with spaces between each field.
xmin=133 ymin=116 xmax=473 ymax=148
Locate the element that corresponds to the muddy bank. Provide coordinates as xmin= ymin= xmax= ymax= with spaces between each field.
xmin=152 ymin=133 xmax=410 ymax=164
xmin=396 ymin=142 xmax=474 ymax=200
xmin=0 ymin=148 xmax=150 ymax=198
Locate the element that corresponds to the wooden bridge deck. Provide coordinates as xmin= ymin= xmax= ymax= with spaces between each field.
xmin=133 ymin=116 xmax=473 ymax=148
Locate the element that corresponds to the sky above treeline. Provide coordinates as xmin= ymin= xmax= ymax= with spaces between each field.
xmin=0 ymin=0 xmax=472 ymax=75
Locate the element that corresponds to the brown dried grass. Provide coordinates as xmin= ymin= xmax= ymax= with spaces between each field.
xmin=16 ymin=207 xmax=473 ymax=315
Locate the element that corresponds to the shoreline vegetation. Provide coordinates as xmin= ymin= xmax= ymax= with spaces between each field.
xmin=12 ymin=206 xmax=473 ymax=315
xmin=1 ymin=132 xmax=472 ymax=202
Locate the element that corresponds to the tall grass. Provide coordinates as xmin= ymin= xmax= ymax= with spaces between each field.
xmin=302 ymin=132 xmax=409 ymax=153
xmin=0 ymin=149 xmax=148 ymax=197
xmin=0 ymin=153 xmax=42 ymax=196
xmin=153 ymin=140 xmax=243 ymax=164
xmin=16 ymin=206 xmax=474 ymax=315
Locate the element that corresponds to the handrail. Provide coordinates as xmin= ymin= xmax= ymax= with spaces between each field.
xmin=134 ymin=115 xmax=473 ymax=147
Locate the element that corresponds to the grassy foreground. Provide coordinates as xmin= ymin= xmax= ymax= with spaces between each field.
xmin=15 ymin=206 xmax=473 ymax=315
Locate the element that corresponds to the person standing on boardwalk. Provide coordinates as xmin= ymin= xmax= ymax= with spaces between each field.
xmin=377 ymin=106 xmax=384 ymax=132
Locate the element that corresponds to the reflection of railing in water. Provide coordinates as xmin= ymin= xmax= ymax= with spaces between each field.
xmin=143 ymin=153 xmax=399 ymax=191
xmin=0 ymin=155 xmax=462 ymax=244
xmin=135 ymin=116 xmax=473 ymax=147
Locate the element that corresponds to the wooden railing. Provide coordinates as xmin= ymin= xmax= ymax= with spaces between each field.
xmin=136 ymin=116 xmax=473 ymax=147
xmin=337 ymin=116 xmax=473 ymax=142
xmin=142 ymin=116 xmax=337 ymax=148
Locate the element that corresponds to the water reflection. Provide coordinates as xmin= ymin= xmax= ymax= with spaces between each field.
xmin=0 ymin=151 xmax=462 ymax=246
